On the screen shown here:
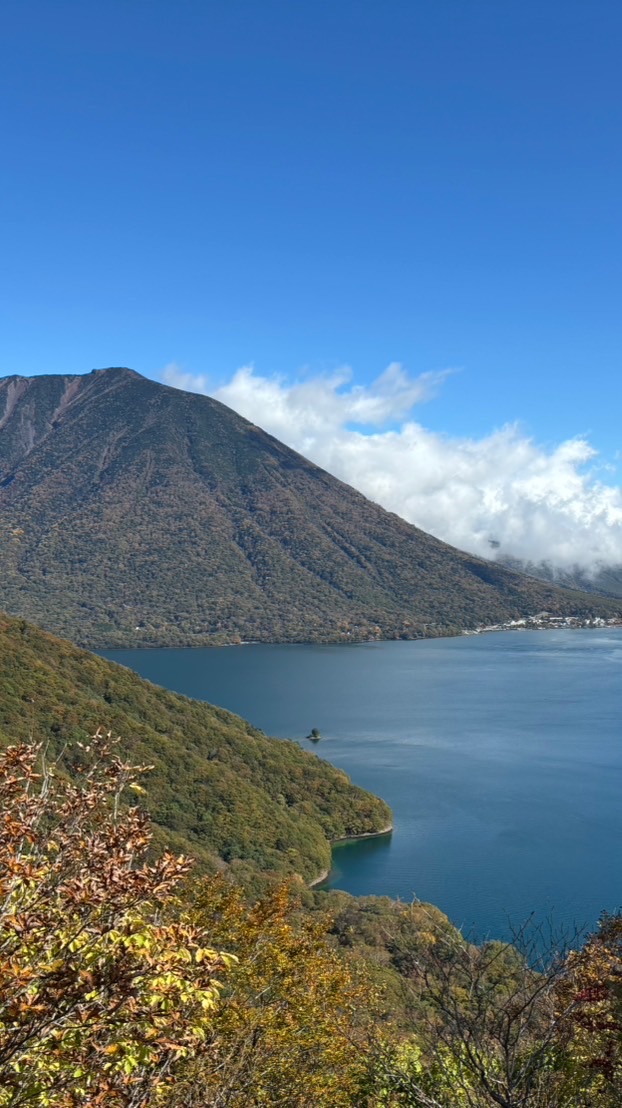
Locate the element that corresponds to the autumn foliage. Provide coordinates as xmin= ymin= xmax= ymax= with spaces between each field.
xmin=172 ymin=876 xmax=379 ymax=1107
xmin=556 ymin=912 xmax=622 ymax=1105
xmin=0 ymin=730 xmax=620 ymax=1108
xmin=0 ymin=733 xmax=230 ymax=1107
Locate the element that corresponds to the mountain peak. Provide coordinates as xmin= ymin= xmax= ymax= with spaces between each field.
xmin=89 ymin=366 xmax=143 ymax=380
xmin=0 ymin=366 xmax=144 ymax=387
xmin=0 ymin=370 xmax=618 ymax=647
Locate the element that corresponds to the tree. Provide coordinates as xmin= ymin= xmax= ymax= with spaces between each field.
xmin=171 ymin=876 xmax=379 ymax=1107
xmin=555 ymin=911 xmax=622 ymax=1106
xmin=0 ymin=732 xmax=231 ymax=1107
xmin=372 ymin=910 xmax=577 ymax=1108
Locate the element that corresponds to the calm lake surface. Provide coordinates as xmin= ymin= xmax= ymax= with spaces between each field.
xmin=102 ymin=630 xmax=622 ymax=940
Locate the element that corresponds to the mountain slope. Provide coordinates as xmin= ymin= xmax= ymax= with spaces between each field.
xmin=499 ymin=555 xmax=622 ymax=601
xmin=0 ymin=611 xmax=391 ymax=885
xmin=0 ymin=367 xmax=618 ymax=646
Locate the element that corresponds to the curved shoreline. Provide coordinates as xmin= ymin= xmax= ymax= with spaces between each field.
xmin=332 ymin=821 xmax=393 ymax=846
xmin=308 ymin=823 xmax=393 ymax=888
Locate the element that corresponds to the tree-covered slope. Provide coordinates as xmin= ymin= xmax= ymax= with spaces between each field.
xmin=0 ymin=612 xmax=391 ymax=884
xmin=500 ymin=555 xmax=622 ymax=600
xmin=0 ymin=367 xmax=619 ymax=648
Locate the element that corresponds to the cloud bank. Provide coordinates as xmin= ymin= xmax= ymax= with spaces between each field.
xmin=161 ymin=362 xmax=622 ymax=574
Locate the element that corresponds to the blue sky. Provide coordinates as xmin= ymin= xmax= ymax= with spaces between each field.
xmin=3 ymin=1 xmax=622 ymax=568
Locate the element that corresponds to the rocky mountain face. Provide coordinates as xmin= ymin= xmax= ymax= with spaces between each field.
xmin=0 ymin=367 xmax=618 ymax=647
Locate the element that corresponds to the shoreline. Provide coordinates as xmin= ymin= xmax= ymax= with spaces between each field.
xmin=98 ymin=618 xmax=622 ymax=653
xmin=332 ymin=821 xmax=394 ymax=846
xmin=308 ymin=822 xmax=393 ymax=889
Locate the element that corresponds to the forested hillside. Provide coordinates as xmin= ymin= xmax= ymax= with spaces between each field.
xmin=0 ymin=611 xmax=390 ymax=885
xmin=1 ymin=731 xmax=620 ymax=1106
xmin=1 ymin=367 xmax=618 ymax=647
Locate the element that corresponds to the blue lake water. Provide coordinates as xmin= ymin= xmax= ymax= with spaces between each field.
xmin=102 ymin=630 xmax=622 ymax=940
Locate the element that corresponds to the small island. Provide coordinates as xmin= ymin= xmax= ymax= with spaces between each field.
xmin=307 ymin=727 xmax=321 ymax=742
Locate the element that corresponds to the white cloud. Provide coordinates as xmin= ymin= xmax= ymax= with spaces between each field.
xmin=161 ymin=362 xmax=209 ymax=394
xmin=161 ymin=362 xmax=622 ymax=574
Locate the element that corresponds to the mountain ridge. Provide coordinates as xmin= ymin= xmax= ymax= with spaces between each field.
xmin=498 ymin=554 xmax=622 ymax=601
xmin=0 ymin=367 xmax=619 ymax=647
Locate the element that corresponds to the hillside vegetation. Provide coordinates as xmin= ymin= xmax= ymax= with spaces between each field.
xmin=0 ymin=612 xmax=390 ymax=885
xmin=1 ymin=368 xmax=618 ymax=648
xmin=2 ymin=735 xmax=620 ymax=1106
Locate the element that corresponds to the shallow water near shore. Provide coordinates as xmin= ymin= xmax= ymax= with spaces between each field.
xmin=102 ymin=629 xmax=622 ymax=941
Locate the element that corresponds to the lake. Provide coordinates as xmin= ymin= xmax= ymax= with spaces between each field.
xmin=102 ymin=629 xmax=622 ymax=941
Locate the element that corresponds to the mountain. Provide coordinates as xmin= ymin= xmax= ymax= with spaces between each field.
xmin=0 ymin=611 xmax=391 ymax=886
xmin=0 ymin=367 xmax=619 ymax=647
xmin=499 ymin=555 xmax=622 ymax=601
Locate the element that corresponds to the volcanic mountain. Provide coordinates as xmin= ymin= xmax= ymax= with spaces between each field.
xmin=0 ymin=367 xmax=618 ymax=647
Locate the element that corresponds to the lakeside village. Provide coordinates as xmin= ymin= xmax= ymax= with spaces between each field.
xmin=466 ymin=613 xmax=622 ymax=635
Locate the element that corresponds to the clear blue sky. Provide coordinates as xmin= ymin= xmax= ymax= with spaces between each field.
xmin=2 ymin=0 xmax=621 ymax=457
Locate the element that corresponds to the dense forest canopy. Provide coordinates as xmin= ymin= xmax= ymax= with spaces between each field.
xmin=0 ymin=612 xmax=390 ymax=887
